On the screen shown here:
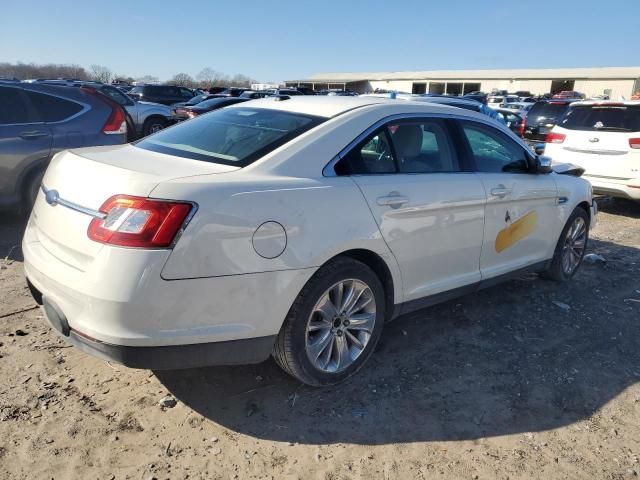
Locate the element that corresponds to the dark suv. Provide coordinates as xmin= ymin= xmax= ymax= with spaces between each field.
xmin=0 ymin=82 xmax=127 ymax=210
xmin=128 ymin=85 xmax=195 ymax=105
xmin=522 ymin=99 xmax=578 ymax=145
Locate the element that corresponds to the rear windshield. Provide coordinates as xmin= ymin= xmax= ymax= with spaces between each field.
xmin=559 ymin=105 xmax=640 ymax=132
xmin=135 ymin=107 xmax=325 ymax=166
xmin=526 ymin=102 xmax=570 ymax=125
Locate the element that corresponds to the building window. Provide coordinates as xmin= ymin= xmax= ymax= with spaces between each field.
xmin=429 ymin=82 xmax=445 ymax=94
xmin=412 ymin=83 xmax=426 ymax=94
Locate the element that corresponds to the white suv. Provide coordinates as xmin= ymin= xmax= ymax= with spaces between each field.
xmin=544 ymin=101 xmax=640 ymax=201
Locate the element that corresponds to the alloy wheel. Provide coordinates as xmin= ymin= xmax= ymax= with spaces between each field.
xmin=561 ymin=216 xmax=587 ymax=275
xmin=305 ymin=279 xmax=376 ymax=373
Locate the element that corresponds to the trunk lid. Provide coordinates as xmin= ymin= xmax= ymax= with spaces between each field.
xmin=30 ymin=144 xmax=238 ymax=271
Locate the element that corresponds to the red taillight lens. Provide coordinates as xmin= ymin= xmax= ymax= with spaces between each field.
xmin=629 ymin=138 xmax=640 ymax=149
xmin=518 ymin=120 xmax=526 ymax=137
xmin=87 ymin=195 xmax=194 ymax=248
xmin=102 ymin=105 xmax=127 ymax=135
xmin=546 ymin=132 xmax=566 ymax=144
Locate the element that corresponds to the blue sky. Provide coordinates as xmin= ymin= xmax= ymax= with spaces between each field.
xmin=1 ymin=0 xmax=637 ymax=82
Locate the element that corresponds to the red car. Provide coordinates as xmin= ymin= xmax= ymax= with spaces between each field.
xmin=552 ymin=90 xmax=583 ymax=99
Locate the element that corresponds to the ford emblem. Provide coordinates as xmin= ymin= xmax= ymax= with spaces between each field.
xmin=45 ymin=189 xmax=60 ymax=206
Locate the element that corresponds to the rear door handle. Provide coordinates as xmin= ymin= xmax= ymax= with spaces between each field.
xmin=490 ymin=186 xmax=512 ymax=198
xmin=377 ymin=193 xmax=409 ymax=208
xmin=19 ymin=131 xmax=49 ymax=139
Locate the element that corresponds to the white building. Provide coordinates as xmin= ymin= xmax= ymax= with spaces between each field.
xmin=286 ymin=67 xmax=640 ymax=99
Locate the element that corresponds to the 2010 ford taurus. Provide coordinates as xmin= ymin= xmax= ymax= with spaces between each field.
xmin=23 ymin=96 xmax=597 ymax=386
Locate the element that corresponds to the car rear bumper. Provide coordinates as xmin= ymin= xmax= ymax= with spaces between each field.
xmin=31 ymin=290 xmax=275 ymax=369
xmin=22 ymin=217 xmax=316 ymax=367
xmin=585 ymin=176 xmax=640 ymax=200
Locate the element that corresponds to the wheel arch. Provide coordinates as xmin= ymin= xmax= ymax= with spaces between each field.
xmin=324 ymin=248 xmax=398 ymax=321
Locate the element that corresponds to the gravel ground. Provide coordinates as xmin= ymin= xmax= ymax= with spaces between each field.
xmin=0 ymin=197 xmax=639 ymax=480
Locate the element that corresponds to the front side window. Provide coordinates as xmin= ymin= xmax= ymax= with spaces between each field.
xmin=25 ymin=91 xmax=83 ymax=123
xmin=461 ymin=121 xmax=530 ymax=173
xmin=0 ymin=87 xmax=31 ymax=124
xmin=136 ymin=107 xmax=324 ymax=166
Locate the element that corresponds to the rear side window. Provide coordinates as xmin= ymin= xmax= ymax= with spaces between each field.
xmin=136 ymin=107 xmax=324 ymax=166
xmin=526 ymin=102 xmax=570 ymax=125
xmin=0 ymin=86 xmax=31 ymax=124
xmin=560 ymin=105 xmax=640 ymax=132
xmin=25 ymin=91 xmax=83 ymax=122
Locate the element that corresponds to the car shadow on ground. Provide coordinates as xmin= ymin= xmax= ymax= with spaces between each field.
xmin=595 ymin=196 xmax=640 ymax=219
xmin=0 ymin=212 xmax=26 ymax=262
xmin=156 ymin=238 xmax=640 ymax=445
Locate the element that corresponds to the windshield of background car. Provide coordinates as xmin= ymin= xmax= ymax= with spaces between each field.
xmin=186 ymin=94 xmax=207 ymax=105
xmin=135 ymin=107 xmax=326 ymax=166
xmin=526 ymin=102 xmax=569 ymax=125
xmin=559 ymin=105 xmax=640 ymax=132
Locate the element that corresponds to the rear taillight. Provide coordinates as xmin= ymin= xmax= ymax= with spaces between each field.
xmin=518 ymin=120 xmax=526 ymax=137
xmin=102 ymin=105 xmax=127 ymax=135
xmin=546 ymin=132 xmax=566 ymax=144
xmin=80 ymin=86 xmax=127 ymax=135
xmin=629 ymin=138 xmax=640 ymax=149
xmin=87 ymin=195 xmax=194 ymax=248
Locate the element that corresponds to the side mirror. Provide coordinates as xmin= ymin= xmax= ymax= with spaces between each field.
xmin=536 ymin=155 xmax=553 ymax=174
xmin=534 ymin=143 xmax=545 ymax=155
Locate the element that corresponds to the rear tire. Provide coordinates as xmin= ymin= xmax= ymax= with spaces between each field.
xmin=273 ymin=257 xmax=386 ymax=386
xmin=142 ymin=117 xmax=167 ymax=137
xmin=542 ymin=207 xmax=590 ymax=281
xmin=23 ymin=169 xmax=45 ymax=213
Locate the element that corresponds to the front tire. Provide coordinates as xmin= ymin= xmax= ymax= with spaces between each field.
xmin=543 ymin=207 xmax=590 ymax=281
xmin=273 ymin=257 xmax=386 ymax=386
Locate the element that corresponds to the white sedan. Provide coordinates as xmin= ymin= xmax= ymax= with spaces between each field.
xmin=23 ymin=96 xmax=596 ymax=386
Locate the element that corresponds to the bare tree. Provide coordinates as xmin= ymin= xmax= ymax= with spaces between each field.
xmin=90 ymin=64 xmax=113 ymax=83
xmin=135 ymin=75 xmax=160 ymax=85
xmin=168 ymin=73 xmax=196 ymax=88
xmin=229 ymin=74 xmax=256 ymax=88
xmin=0 ymin=62 xmax=89 ymax=80
xmin=196 ymin=68 xmax=227 ymax=88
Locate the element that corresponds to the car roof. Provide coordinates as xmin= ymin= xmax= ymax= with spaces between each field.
xmin=569 ymin=100 xmax=640 ymax=107
xmin=231 ymin=96 xmax=395 ymax=117
xmin=227 ymin=96 xmax=496 ymax=122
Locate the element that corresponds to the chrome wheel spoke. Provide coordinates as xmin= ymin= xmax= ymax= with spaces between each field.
xmin=347 ymin=312 xmax=376 ymax=333
xmin=345 ymin=330 xmax=364 ymax=350
xmin=561 ymin=216 xmax=587 ymax=274
xmin=308 ymin=331 xmax=333 ymax=360
xmin=305 ymin=278 xmax=377 ymax=373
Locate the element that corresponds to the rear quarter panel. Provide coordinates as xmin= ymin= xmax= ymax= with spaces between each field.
xmin=153 ymin=174 xmax=403 ymax=303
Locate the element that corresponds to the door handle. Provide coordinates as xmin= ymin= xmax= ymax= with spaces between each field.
xmin=377 ymin=194 xmax=409 ymax=208
xmin=19 ymin=131 xmax=49 ymax=139
xmin=490 ymin=186 xmax=512 ymax=198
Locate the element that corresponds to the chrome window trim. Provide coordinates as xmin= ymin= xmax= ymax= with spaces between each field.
xmin=322 ymin=112 xmax=524 ymax=177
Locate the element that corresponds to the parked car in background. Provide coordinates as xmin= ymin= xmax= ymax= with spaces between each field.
xmin=553 ymin=91 xmax=584 ymax=100
xmin=294 ymin=86 xmax=316 ymax=95
xmin=23 ymin=96 xmax=595 ymax=386
xmin=174 ymin=97 xmax=249 ymax=120
xmin=0 ymin=82 xmax=127 ymax=210
xmin=128 ymin=85 xmax=195 ymax=105
xmin=216 ymin=87 xmax=250 ymax=97
xmin=493 ymin=107 xmax=525 ymax=136
xmin=503 ymin=102 xmax=535 ymax=116
xmin=488 ymin=95 xmax=520 ymax=108
xmin=544 ymin=101 xmax=640 ymax=201
xmin=522 ymin=99 xmax=579 ymax=145
xmin=463 ymin=93 xmax=487 ymax=104
xmin=172 ymin=93 xmax=223 ymax=108
xmin=239 ymin=90 xmax=272 ymax=99
xmin=265 ymin=88 xmax=304 ymax=96
xmin=32 ymin=80 xmax=175 ymax=140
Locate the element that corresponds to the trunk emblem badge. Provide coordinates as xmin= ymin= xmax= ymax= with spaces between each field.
xmin=589 ymin=137 xmax=600 ymax=143
xmin=45 ymin=189 xmax=60 ymax=206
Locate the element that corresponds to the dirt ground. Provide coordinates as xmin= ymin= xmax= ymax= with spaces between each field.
xmin=1 ymin=197 xmax=639 ymax=480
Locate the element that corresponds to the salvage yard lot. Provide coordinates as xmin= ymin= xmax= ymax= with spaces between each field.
xmin=1 ymin=199 xmax=639 ymax=480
